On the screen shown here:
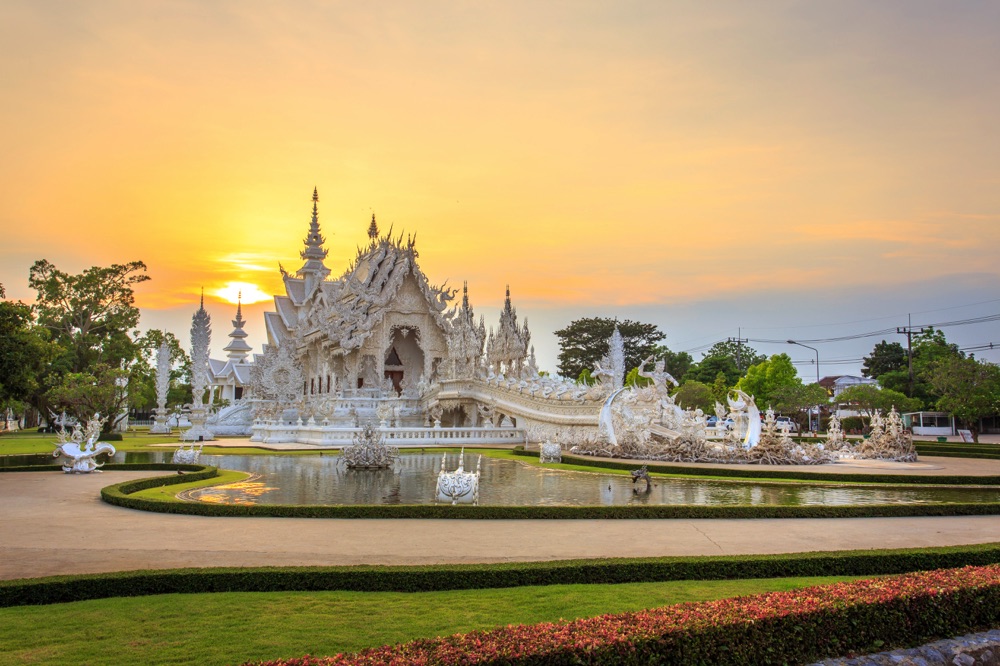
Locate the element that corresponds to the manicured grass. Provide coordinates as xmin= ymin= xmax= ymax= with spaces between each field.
xmin=0 ymin=431 xmax=180 ymax=455
xmin=0 ymin=576 xmax=860 ymax=666
xmin=129 ymin=469 xmax=251 ymax=501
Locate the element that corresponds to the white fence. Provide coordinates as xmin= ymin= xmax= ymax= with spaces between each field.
xmin=250 ymin=421 xmax=526 ymax=447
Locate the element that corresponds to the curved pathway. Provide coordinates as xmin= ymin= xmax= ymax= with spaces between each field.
xmin=3 ymin=458 xmax=1000 ymax=581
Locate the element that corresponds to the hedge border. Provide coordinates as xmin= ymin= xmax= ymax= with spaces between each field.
xmin=5 ymin=543 xmax=1000 ymax=608
xmin=100 ymin=475 xmax=1000 ymax=519
xmin=249 ymin=565 xmax=1000 ymax=666
xmin=515 ymin=449 xmax=1000 ymax=486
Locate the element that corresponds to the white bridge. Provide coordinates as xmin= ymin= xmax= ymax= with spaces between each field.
xmin=250 ymin=422 xmax=527 ymax=447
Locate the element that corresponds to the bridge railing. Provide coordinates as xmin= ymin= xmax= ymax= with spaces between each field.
xmin=250 ymin=421 xmax=526 ymax=447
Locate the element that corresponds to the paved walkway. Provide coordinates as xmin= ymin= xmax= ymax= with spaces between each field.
xmin=4 ymin=459 xmax=1000 ymax=581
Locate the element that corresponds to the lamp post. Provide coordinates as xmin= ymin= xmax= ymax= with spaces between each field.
xmin=787 ymin=340 xmax=820 ymax=433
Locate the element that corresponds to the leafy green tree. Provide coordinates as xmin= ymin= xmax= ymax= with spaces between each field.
xmin=770 ymin=383 xmax=829 ymax=431
xmin=28 ymin=260 xmax=151 ymax=431
xmin=686 ymin=340 xmax=765 ymax=386
xmin=555 ymin=317 xmax=664 ymax=379
xmin=624 ymin=367 xmax=650 ymax=388
xmin=576 ymin=368 xmax=595 ymax=386
xmin=672 ymin=380 xmax=715 ymax=413
xmin=879 ymin=327 xmax=963 ymax=407
xmin=928 ymin=356 xmax=1000 ymax=443
xmin=736 ymin=353 xmax=800 ymax=408
xmin=861 ymin=340 xmax=907 ymax=379
xmin=28 ymin=259 xmax=150 ymax=373
xmin=687 ymin=355 xmax=740 ymax=387
xmin=0 ymin=292 xmax=57 ymax=416
xmin=710 ymin=372 xmax=730 ymax=405
xmin=834 ymin=384 xmax=922 ymax=432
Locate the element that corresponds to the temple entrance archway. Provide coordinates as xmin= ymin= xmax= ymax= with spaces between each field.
xmin=385 ymin=326 xmax=424 ymax=395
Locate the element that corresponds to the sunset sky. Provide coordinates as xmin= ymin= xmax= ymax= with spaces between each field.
xmin=2 ymin=1 xmax=999 ymax=377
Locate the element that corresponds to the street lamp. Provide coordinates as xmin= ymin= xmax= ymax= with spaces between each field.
xmin=787 ymin=340 xmax=820 ymax=433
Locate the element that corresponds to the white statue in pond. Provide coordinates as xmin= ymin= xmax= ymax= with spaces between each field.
xmin=435 ymin=449 xmax=481 ymax=504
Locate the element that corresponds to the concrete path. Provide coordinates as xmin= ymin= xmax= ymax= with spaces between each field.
xmin=3 ymin=467 xmax=1000 ymax=581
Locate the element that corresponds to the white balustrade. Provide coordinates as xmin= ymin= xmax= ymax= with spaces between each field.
xmin=250 ymin=420 xmax=526 ymax=447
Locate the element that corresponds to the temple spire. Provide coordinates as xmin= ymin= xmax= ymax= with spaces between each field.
xmin=368 ymin=213 xmax=379 ymax=240
xmin=297 ymin=186 xmax=331 ymax=294
xmin=223 ymin=292 xmax=252 ymax=362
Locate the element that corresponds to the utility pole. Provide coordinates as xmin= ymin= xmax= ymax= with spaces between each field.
xmin=729 ymin=329 xmax=749 ymax=373
xmin=896 ymin=314 xmax=927 ymax=397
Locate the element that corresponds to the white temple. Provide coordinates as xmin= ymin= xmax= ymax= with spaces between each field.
xmin=227 ymin=188 xmax=610 ymax=445
xmin=176 ymin=188 xmax=916 ymax=464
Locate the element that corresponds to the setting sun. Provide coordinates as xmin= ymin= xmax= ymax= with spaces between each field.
xmin=215 ymin=282 xmax=272 ymax=305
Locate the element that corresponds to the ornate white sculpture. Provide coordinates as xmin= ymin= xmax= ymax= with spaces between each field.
xmin=172 ymin=442 xmax=203 ymax=464
xmin=435 ymin=449 xmax=481 ymax=504
xmin=150 ymin=341 xmax=172 ymax=434
xmin=539 ymin=440 xmax=562 ymax=463
xmin=341 ymin=420 xmax=399 ymax=469
xmin=601 ymin=326 xmax=626 ymax=390
xmin=52 ymin=415 xmax=116 ymax=473
xmin=184 ymin=293 xmax=215 ymax=442
xmin=638 ymin=355 xmax=679 ymax=393
xmin=727 ymin=389 xmax=761 ymax=448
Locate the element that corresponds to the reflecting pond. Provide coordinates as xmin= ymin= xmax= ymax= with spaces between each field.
xmin=5 ymin=451 xmax=997 ymax=507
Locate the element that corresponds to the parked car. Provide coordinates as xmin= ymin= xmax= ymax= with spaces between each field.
xmin=774 ymin=416 xmax=798 ymax=432
xmin=706 ymin=416 xmax=735 ymax=430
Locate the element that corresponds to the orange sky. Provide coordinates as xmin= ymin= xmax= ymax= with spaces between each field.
xmin=2 ymin=2 xmax=999 ymax=373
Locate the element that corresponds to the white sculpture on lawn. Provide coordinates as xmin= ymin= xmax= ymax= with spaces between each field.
xmin=52 ymin=415 xmax=116 ymax=473
xmin=172 ymin=442 xmax=203 ymax=464
xmin=435 ymin=449 xmax=481 ymax=504
xmin=539 ymin=440 xmax=562 ymax=463
xmin=150 ymin=341 xmax=172 ymax=434
xmin=183 ymin=293 xmax=215 ymax=442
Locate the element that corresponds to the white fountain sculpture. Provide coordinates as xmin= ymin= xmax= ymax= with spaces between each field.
xmin=727 ymin=389 xmax=761 ymax=449
xmin=52 ymin=415 xmax=116 ymax=473
xmin=539 ymin=440 xmax=562 ymax=463
xmin=435 ymin=448 xmax=481 ymax=504
xmin=172 ymin=442 xmax=203 ymax=464
xmin=150 ymin=341 xmax=172 ymax=434
xmin=341 ymin=420 xmax=399 ymax=469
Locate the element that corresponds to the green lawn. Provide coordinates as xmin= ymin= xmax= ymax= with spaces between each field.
xmin=0 ymin=575 xmax=861 ymax=666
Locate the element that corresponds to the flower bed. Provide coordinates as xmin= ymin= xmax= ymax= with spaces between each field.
xmin=248 ymin=565 xmax=1000 ymax=666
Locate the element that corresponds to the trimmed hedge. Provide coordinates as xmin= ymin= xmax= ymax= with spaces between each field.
xmin=94 ymin=461 xmax=1000 ymax=519
xmin=5 ymin=543 xmax=1000 ymax=608
xmin=101 ymin=478 xmax=1000 ymax=519
xmin=514 ymin=449 xmax=1000 ymax=486
xmin=248 ymin=565 xmax=1000 ymax=665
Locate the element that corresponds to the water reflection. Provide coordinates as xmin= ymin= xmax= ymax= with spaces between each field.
xmin=4 ymin=451 xmax=996 ymax=507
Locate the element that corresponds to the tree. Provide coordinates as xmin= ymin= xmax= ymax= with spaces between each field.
xmin=770 ymin=383 xmax=829 ymax=431
xmin=928 ymin=356 xmax=1000 ymax=443
xmin=27 ymin=259 xmax=151 ymax=431
xmin=736 ymin=353 xmax=800 ymax=409
xmin=28 ymin=259 xmax=150 ymax=373
xmin=0 ymin=292 xmax=57 ymax=416
xmin=672 ymin=380 xmax=715 ymax=413
xmin=686 ymin=340 xmax=765 ymax=386
xmin=710 ymin=372 xmax=730 ymax=405
xmin=861 ymin=340 xmax=907 ymax=378
xmin=879 ymin=327 xmax=963 ymax=408
xmin=834 ymin=384 xmax=922 ymax=431
xmin=555 ymin=317 xmax=664 ymax=379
